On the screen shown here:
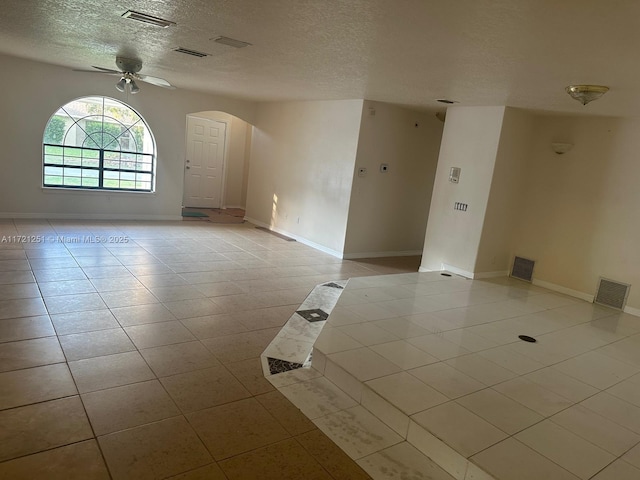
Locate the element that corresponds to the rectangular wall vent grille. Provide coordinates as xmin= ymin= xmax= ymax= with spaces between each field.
xmin=213 ymin=36 xmax=252 ymax=48
xmin=594 ymin=278 xmax=630 ymax=310
xmin=511 ymin=256 xmax=535 ymax=282
xmin=173 ymin=47 xmax=209 ymax=57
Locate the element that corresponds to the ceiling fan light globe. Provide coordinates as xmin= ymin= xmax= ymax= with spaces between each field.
xmin=115 ymin=77 xmax=127 ymax=92
xmin=130 ymin=80 xmax=140 ymax=94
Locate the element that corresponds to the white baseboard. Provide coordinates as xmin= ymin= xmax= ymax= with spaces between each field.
xmin=418 ymin=266 xmax=434 ymax=273
xmin=342 ymin=250 xmax=422 ymax=260
xmin=244 ymin=217 xmax=343 ymax=258
xmin=474 ymin=270 xmax=510 ymax=279
xmin=441 ymin=264 xmax=474 ymax=279
xmin=222 ymin=205 xmax=245 ymax=209
xmin=0 ymin=212 xmax=182 ymax=221
xmin=532 ymin=278 xmax=595 ymax=303
xmin=623 ymin=305 xmax=640 ymax=317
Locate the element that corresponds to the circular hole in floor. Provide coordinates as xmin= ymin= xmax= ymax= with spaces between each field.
xmin=441 ymin=273 xmax=452 ymax=277
xmin=518 ymin=335 xmax=537 ymax=343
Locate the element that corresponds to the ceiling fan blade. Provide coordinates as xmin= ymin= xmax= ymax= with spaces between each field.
xmin=72 ymin=68 xmax=121 ymax=76
xmin=137 ymin=74 xmax=175 ymax=89
xmin=92 ymin=66 xmax=122 ymax=74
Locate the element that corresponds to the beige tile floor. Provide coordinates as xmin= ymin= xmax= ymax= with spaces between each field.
xmin=298 ymin=272 xmax=640 ymax=480
xmin=0 ymin=218 xmax=419 ymax=479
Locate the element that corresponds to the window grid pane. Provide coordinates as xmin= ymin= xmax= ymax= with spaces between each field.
xmin=42 ymin=96 xmax=155 ymax=192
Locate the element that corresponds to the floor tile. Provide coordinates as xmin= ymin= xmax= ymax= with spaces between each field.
xmin=163 ymin=298 xmax=223 ymax=320
xmin=0 ymin=297 xmax=48 ymax=320
xmin=581 ymin=392 xmax=640 ymax=434
xmin=554 ymin=350 xmax=639 ymax=389
xmin=160 ymin=365 xmax=251 ymax=413
xmin=100 ymin=288 xmax=159 ymax=308
xmin=493 ymin=377 xmax=574 ymax=417
xmin=201 ymin=327 xmax=281 ymax=364
xmin=409 ymin=362 xmax=486 ymax=399
xmin=50 ymin=309 xmax=119 ymax=335
xmin=0 ymin=363 xmax=76 ymax=410
xmin=550 ymin=404 xmax=640 ymax=456
xmin=279 ymin=376 xmax=358 ymax=419
xmin=219 ymin=437 xmax=331 ymax=480
xmin=411 ymin=402 xmax=507 ymax=457
xmin=255 ymin=390 xmax=316 ymax=435
xmin=472 ymin=438 xmax=580 ymax=480
xmin=591 ymin=460 xmax=640 ymax=480
xmin=366 ymin=371 xmax=448 ymax=415
xmin=0 ymin=336 xmax=65 ymax=372
xmin=68 ymin=351 xmax=155 ymax=393
xmin=38 ymin=279 xmax=96 ymax=297
xmin=407 ymin=334 xmax=471 ymax=360
xmin=0 ymin=282 xmax=41 ymax=300
xmin=90 ymin=275 xmax=145 ymax=292
xmin=446 ymin=353 xmax=517 ymax=386
xmin=314 ymin=405 xmax=403 ymax=459
xmin=164 ymin=463 xmax=228 ymax=480
xmin=125 ymin=321 xmax=196 ymax=349
xmin=0 ymin=396 xmax=93 ymax=462
xmin=226 ymin=356 xmax=275 ymax=395
xmin=358 ymin=441 xmax=455 ymax=480
xmin=327 ymin=347 xmax=402 ymax=381
xmin=606 ymin=378 xmax=640 ymax=408
xmin=44 ymin=293 xmax=107 ymax=315
xmin=296 ymin=429 xmax=372 ymax=479
xmin=516 ymin=420 xmax=615 ymax=479
xmin=0 ymin=440 xmax=110 ymax=480
xmin=456 ymin=388 xmax=543 ymax=435
xmin=111 ymin=303 xmax=176 ymax=326
xmin=140 ymin=341 xmax=221 ymax=377
xmin=186 ymin=397 xmax=290 ymax=460
xmin=0 ymin=315 xmax=55 ymax=343
xmin=82 ymin=380 xmax=180 ymax=435
xmin=181 ymin=313 xmax=249 ymax=339
xmin=59 ymin=328 xmax=135 ymax=360
xmin=32 ymin=267 xmax=86 ymax=283
xmin=524 ymin=367 xmax=599 ymax=402
xmin=370 ymin=340 xmax=439 ymax=369
xmin=338 ymin=323 xmax=400 ymax=346
xmin=98 ymin=416 xmax=212 ymax=480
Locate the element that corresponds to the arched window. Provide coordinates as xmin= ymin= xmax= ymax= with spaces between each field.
xmin=43 ymin=96 xmax=156 ymax=192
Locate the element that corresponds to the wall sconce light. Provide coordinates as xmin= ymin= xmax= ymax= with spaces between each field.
xmin=551 ymin=143 xmax=573 ymax=155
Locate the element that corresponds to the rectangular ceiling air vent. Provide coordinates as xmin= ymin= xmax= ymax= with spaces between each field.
xmin=511 ymin=256 xmax=535 ymax=282
xmin=173 ymin=47 xmax=210 ymax=58
xmin=594 ymin=277 xmax=630 ymax=310
xmin=122 ymin=10 xmax=175 ymax=28
xmin=213 ymin=36 xmax=252 ymax=48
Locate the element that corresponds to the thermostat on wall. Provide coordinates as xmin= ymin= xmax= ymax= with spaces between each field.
xmin=449 ymin=167 xmax=461 ymax=183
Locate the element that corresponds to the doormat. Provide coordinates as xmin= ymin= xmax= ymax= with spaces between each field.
xmin=182 ymin=211 xmax=209 ymax=218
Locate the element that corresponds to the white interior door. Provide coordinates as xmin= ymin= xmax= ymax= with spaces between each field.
xmin=183 ymin=116 xmax=227 ymax=208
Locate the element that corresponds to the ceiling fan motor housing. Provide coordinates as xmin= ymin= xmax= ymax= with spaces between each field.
xmin=115 ymin=57 xmax=142 ymax=73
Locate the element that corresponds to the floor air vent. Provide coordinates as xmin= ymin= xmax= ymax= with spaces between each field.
xmin=511 ymin=256 xmax=535 ymax=282
xmin=594 ymin=277 xmax=630 ymax=310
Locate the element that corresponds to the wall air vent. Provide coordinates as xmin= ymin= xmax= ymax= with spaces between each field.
xmin=173 ymin=47 xmax=210 ymax=58
xmin=511 ymin=256 xmax=535 ymax=282
xmin=213 ymin=36 xmax=252 ymax=48
xmin=594 ymin=277 xmax=630 ymax=310
xmin=122 ymin=10 xmax=175 ymax=28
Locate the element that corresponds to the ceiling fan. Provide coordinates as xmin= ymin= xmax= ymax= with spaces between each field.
xmin=74 ymin=57 xmax=175 ymax=94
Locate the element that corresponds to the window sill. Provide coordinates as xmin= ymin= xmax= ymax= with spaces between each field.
xmin=41 ymin=187 xmax=156 ymax=196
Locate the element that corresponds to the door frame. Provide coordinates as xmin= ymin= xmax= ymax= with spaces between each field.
xmin=183 ymin=114 xmax=231 ymax=209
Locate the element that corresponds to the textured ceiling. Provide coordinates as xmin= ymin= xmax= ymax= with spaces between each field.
xmin=1 ymin=0 xmax=638 ymax=116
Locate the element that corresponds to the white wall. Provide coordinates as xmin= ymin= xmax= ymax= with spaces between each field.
xmin=421 ymin=106 xmax=506 ymax=273
xmin=475 ymin=108 xmax=533 ymax=273
xmin=343 ymin=101 xmax=442 ymax=257
xmin=0 ymin=54 xmax=256 ymax=219
xmin=188 ymin=111 xmax=251 ymax=208
xmin=514 ymin=114 xmax=640 ymax=310
xmin=245 ymin=100 xmax=364 ymax=255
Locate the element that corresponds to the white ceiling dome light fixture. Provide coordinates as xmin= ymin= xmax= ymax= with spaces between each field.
xmin=565 ymin=85 xmax=609 ymax=105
